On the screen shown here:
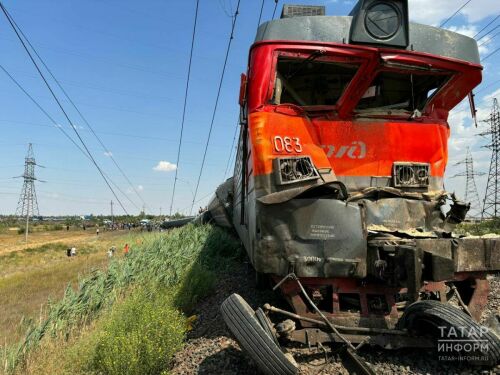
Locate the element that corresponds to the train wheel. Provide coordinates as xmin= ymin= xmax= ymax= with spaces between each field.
xmin=398 ymin=300 xmax=500 ymax=366
xmin=221 ymin=293 xmax=298 ymax=375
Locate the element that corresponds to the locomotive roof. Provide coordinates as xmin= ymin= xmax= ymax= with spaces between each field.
xmin=255 ymin=16 xmax=480 ymax=65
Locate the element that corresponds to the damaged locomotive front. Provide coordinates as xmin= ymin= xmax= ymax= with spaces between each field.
xmin=210 ymin=1 xmax=500 ymax=373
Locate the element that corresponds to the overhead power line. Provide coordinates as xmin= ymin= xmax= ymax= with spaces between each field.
xmin=473 ymin=14 xmax=499 ymax=39
xmin=223 ymin=119 xmax=239 ymax=180
xmin=222 ymin=0 xmax=279 ymax=184
xmin=190 ymin=0 xmax=242 ymax=214
xmin=169 ymin=0 xmax=200 ymax=216
xmin=257 ymin=0 xmax=265 ymax=27
xmin=2 ymin=5 xmax=147 ymax=212
xmin=0 ymin=2 xmax=129 ymax=214
xmin=476 ymin=78 xmax=500 ymax=94
xmin=271 ymin=0 xmax=280 ymax=20
xmin=481 ymin=46 xmax=500 ymax=62
xmin=476 ymin=24 xmax=500 ymax=43
xmin=478 ymin=30 xmax=500 ymax=47
xmin=0 ymin=64 xmax=140 ymax=212
xmin=439 ymin=0 xmax=473 ymax=28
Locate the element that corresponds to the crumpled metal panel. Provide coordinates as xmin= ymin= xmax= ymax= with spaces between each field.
xmin=256 ymin=16 xmax=480 ymax=64
xmin=413 ymin=238 xmax=500 ymax=274
xmin=362 ymin=198 xmax=444 ymax=233
xmin=256 ymin=198 xmax=367 ymax=278
xmin=453 ymin=238 xmax=500 ymax=272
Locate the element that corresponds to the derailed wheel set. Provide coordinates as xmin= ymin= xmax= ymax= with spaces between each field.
xmin=203 ymin=1 xmax=500 ymax=373
xmin=221 ymin=280 xmax=500 ymax=374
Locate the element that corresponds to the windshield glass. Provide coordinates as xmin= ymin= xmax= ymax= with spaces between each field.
xmin=356 ymin=70 xmax=451 ymax=112
xmin=272 ymin=56 xmax=359 ymax=107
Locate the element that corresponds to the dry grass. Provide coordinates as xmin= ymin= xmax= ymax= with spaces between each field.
xmin=0 ymin=230 xmax=130 ymax=277
xmin=0 ymin=230 xmax=138 ymax=348
xmin=1 ymin=224 xmax=241 ymax=375
xmin=0 ymin=253 xmax=107 ymax=346
xmin=0 ymin=228 xmax=126 ymax=256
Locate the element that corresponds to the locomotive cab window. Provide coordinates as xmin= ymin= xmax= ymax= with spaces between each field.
xmin=272 ymin=56 xmax=359 ymax=107
xmin=355 ymin=70 xmax=451 ymax=113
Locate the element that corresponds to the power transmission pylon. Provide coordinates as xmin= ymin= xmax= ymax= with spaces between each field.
xmin=452 ymin=147 xmax=484 ymax=219
xmin=481 ymin=98 xmax=500 ymax=219
xmin=15 ymin=143 xmax=43 ymax=243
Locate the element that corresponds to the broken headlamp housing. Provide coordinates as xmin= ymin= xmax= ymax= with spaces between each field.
xmin=274 ymin=156 xmax=319 ymax=185
xmin=393 ymin=162 xmax=430 ymax=188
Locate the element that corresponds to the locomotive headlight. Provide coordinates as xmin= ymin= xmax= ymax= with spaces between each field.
xmin=396 ymin=165 xmax=415 ymax=185
xmin=274 ymin=156 xmax=319 ymax=185
xmin=393 ymin=162 xmax=430 ymax=188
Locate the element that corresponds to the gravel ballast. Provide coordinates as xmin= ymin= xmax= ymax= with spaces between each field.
xmin=170 ymin=263 xmax=500 ymax=375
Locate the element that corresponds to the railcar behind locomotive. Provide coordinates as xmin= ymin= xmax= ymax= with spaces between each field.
xmin=206 ymin=1 xmax=500 ymax=373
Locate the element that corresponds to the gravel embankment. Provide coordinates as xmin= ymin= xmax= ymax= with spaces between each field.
xmin=170 ymin=263 xmax=500 ymax=375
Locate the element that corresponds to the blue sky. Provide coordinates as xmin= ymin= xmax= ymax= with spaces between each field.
xmin=0 ymin=0 xmax=499 ymax=216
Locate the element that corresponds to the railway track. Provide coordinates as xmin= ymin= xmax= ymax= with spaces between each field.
xmin=170 ymin=262 xmax=500 ymax=374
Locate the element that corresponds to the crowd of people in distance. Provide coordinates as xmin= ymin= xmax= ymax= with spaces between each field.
xmin=66 ymin=243 xmax=132 ymax=259
xmin=61 ymin=219 xmax=157 ymax=260
xmin=107 ymin=243 xmax=130 ymax=258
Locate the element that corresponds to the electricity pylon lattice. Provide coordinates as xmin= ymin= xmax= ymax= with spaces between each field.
xmin=452 ymin=147 xmax=484 ymax=219
xmin=15 ymin=143 xmax=41 ymax=219
xmin=481 ymin=98 xmax=500 ymax=219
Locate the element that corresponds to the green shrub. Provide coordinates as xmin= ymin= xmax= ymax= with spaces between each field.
xmin=6 ymin=224 xmax=241 ymax=373
xmin=174 ymin=262 xmax=216 ymax=312
xmin=76 ymin=286 xmax=185 ymax=375
xmin=456 ymin=218 xmax=500 ymax=236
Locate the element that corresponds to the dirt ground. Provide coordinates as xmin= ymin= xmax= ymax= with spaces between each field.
xmin=0 ymin=227 xmax=122 ymax=255
xmin=170 ymin=262 xmax=500 ymax=375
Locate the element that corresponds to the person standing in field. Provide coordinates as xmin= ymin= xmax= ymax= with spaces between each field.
xmin=71 ymin=247 xmax=76 ymax=257
xmin=123 ymin=243 xmax=129 ymax=256
xmin=96 ymin=225 xmax=100 ymax=236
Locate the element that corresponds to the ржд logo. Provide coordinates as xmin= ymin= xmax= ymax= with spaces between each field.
xmin=321 ymin=141 xmax=367 ymax=159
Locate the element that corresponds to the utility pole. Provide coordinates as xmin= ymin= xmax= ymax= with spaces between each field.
xmin=452 ymin=147 xmax=484 ymax=219
xmin=481 ymin=98 xmax=500 ymax=219
xmin=110 ymin=200 xmax=114 ymax=227
xmin=15 ymin=143 xmax=43 ymax=243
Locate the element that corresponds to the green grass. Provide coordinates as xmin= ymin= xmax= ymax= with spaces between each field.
xmin=0 ymin=242 xmax=103 ymax=278
xmin=0 ymin=252 xmax=109 ymax=348
xmin=23 ymin=243 xmax=68 ymax=254
xmin=456 ymin=218 xmax=500 ymax=236
xmin=2 ymin=224 xmax=241 ymax=375
xmin=74 ymin=286 xmax=186 ymax=375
